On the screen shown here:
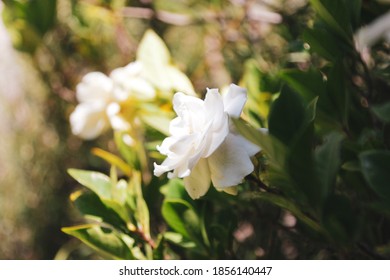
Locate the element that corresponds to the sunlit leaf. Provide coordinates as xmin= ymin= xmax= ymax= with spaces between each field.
xmin=62 ymin=224 xmax=135 ymax=260
xmin=70 ymin=190 xmax=128 ymax=229
xmin=68 ymin=169 xmax=111 ymax=199
xmin=137 ymin=29 xmax=172 ymax=92
xmin=163 ymin=232 xmax=196 ymax=249
xmin=91 ymin=148 xmax=132 ymax=176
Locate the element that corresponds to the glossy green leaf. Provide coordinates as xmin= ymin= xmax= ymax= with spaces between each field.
xmin=359 ymin=151 xmax=390 ymax=201
xmin=163 ymin=232 xmax=196 ymax=249
xmin=70 ymin=190 xmax=128 ymax=230
xmin=371 ymin=102 xmax=390 ymax=123
xmin=127 ymin=172 xmax=150 ymax=239
xmin=162 ymin=199 xmax=201 ymax=242
xmin=62 ymin=224 xmax=135 ymax=260
xmin=68 ymin=169 xmax=111 ymax=199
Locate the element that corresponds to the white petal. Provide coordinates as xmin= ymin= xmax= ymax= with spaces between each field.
xmin=173 ymin=92 xmax=204 ymax=120
xmin=204 ymin=88 xmax=226 ymax=131
xmin=236 ymin=134 xmax=261 ymax=156
xmin=183 ymin=158 xmax=211 ymax=199
xmin=208 ymin=133 xmax=256 ymax=188
xmin=223 ymin=84 xmax=247 ymax=118
xmin=127 ymin=77 xmax=156 ymax=100
xmin=70 ymin=102 xmax=109 ymax=140
xmin=215 ymin=186 xmax=238 ymax=195
xmin=202 ymin=89 xmax=229 ymax=157
xmin=76 ymin=72 xmax=113 ymax=103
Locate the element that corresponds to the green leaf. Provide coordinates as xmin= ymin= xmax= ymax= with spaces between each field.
xmin=62 ymin=224 xmax=135 ymax=260
xmin=68 ymin=169 xmax=111 ymax=199
xmin=91 ymin=148 xmax=132 ymax=176
xmin=268 ymin=85 xmax=306 ymax=146
xmin=315 ymin=132 xmax=345 ymax=200
xmin=26 ymin=0 xmax=57 ymax=36
xmin=152 ymin=235 xmax=165 ymax=260
xmin=242 ymin=192 xmax=324 ymax=234
xmin=161 ymin=199 xmax=202 ymax=242
xmin=280 ymin=69 xmax=326 ymax=102
xmin=326 ymin=62 xmax=349 ymax=126
xmin=359 ymin=150 xmax=390 ymax=202
xmin=232 ymin=118 xmax=287 ymax=170
xmin=163 ymin=232 xmax=196 ymax=249
xmin=303 ymin=27 xmax=344 ymax=61
xmin=371 ymin=102 xmax=390 ymax=123
xmin=139 ymin=110 xmax=171 ymax=136
xmin=322 ymin=194 xmax=358 ymax=244
xmin=309 ymin=0 xmax=352 ymax=42
xmin=127 ymin=172 xmax=150 ymax=239
xmin=70 ymin=190 xmax=128 ymax=230
xmin=114 ymin=131 xmax=140 ymax=169
xmin=137 ymin=29 xmax=172 ymax=92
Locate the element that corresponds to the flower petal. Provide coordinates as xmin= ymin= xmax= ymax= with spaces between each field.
xmin=208 ymin=133 xmax=256 ymax=188
xmin=76 ymin=72 xmax=113 ymax=103
xmin=70 ymin=102 xmax=109 ymax=140
xmin=223 ymin=84 xmax=247 ymax=117
xmin=183 ymin=158 xmax=211 ymax=199
xmin=202 ymin=88 xmax=229 ymax=157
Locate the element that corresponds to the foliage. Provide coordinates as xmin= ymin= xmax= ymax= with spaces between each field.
xmin=3 ymin=0 xmax=390 ymax=259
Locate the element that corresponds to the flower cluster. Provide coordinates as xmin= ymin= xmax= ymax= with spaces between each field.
xmin=70 ymin=30 xmax=195 ymax=140
xmin=154 ymin=84 xmax=260 ymax=199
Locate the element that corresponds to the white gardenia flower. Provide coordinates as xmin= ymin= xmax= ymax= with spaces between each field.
xmin=355 ymin=11 xmax=390 ymax=63
xmin=154 ymin=84 xmax=260 ymax=199
xmin=70 ymin=72 xmax=114 ymax=140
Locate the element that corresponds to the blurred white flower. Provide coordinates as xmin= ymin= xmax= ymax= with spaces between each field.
xmin=154 ymin=84 xmax=260 ymax=199
xmin=70 ymin=30 xmax=196 ymax=140
xmin=110 ymin=62 xmax=156 ymax=101
xmin=70 ymin=72 xmax=115 ymax=140
xmin=354 ymin=11 xmax=390 ymax=64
